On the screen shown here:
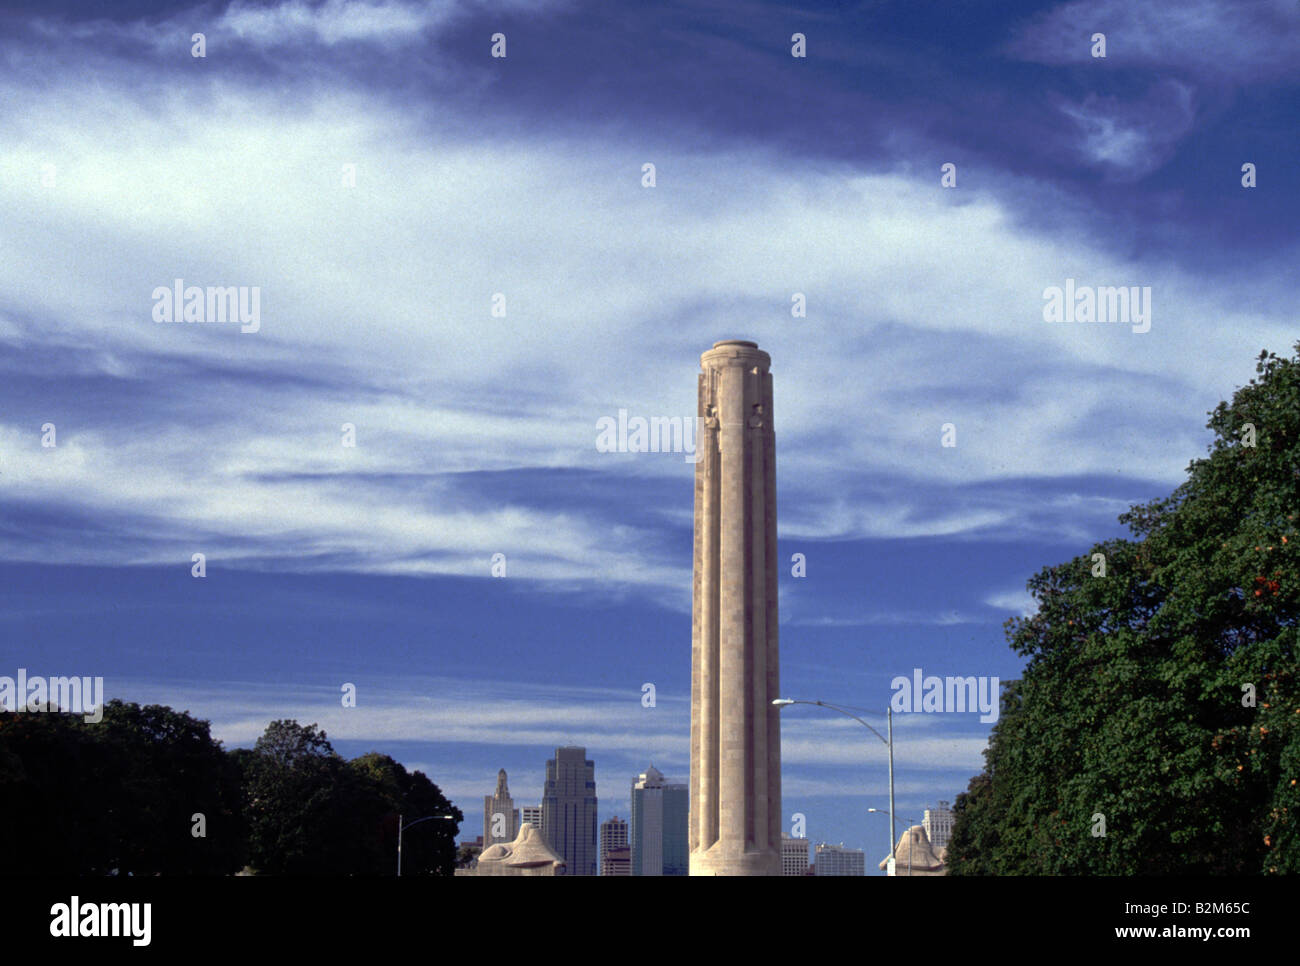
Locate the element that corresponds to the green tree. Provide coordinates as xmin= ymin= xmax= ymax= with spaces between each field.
xmin=239 ymin=720 xmax=354 ymax=874
xmin=0 ymin=700 xmax=244 ymax=874
xmin=238 ymin=721 xmax=462 ymax=875
xmin=948 ymin=345 xmax=1299 ymax=875
xmin=99 ymin=701 xmax=246 ymax=874
xmin=351 ymin=752 xmax=462 ymax=876
xmin=0 ymin=706 xmax=110 ymax=874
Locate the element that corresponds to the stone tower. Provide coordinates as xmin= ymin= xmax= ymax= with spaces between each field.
xmin=689 ymin=339 xmax=781 ymax=876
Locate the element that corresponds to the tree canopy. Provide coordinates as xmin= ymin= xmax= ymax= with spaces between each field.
xmin=237 ymin=720 xmax=462 ymax=875
xmin=0 ymin=704 xmax=462 ymax=875
xmin=948 ymin=344 xmax=1299 ymax=875
xmin=0 ymin=700 xmax=244 ymax=874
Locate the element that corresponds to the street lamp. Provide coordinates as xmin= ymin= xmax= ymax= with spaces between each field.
xmin=397 ymin=813 xmax=456 ymax=876
xmin=773 ymin=698 xmax=897 ymax=871
xmin=868 ymin=808 xmax=920 ymax=877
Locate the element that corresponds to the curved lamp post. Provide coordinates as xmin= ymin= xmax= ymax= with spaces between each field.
xmin=397 ymin=813 xmax=456 ymax=876
xmin=773 ymin=698 xmax=896 ymax=871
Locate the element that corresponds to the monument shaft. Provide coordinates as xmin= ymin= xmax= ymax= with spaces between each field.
xmin=690 ymin=340 xmax=781 ymax=876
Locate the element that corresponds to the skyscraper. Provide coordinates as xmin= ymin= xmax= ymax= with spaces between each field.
xmin=483 ymin=768 xmax=519 ymax=847
xmin=630 ymin=765 xmax=688 ymax=876
xmin=541 ymin=746 xmax=597 ymax=876
xmin=521 ymin=805 xmax=542 ymax=829
xmin=690 ymin=340 xmax=782 ymax=876
xmin=600 ymin=816 xmax=629 ymax=876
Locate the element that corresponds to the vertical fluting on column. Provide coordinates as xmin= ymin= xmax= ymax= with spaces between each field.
xmin=717 ymin=359 xmax=747 ymax=848
xmin=763 ymin=368 xmax=781 ymax=854
xmin=690 ymin=340 xmax=780 ymax=876
xmin=690 ymin=368 xmax=720 ymax=855
xmin=749 ymin=363 xmax=768 ymax=850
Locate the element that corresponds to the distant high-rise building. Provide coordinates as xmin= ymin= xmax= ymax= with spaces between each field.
xmin=601 ymin=817 xmax=630 ymax=876
xmin=521 ymin=805 xmax=542 ymax=829
xmin=630 ymin=765 xmax=688 ymax=876
xmin=781 ymin=835 xmax=810 ymax=876
xmin=923 ymin=801 xmax=955 ymax=852
xmin=483 ymin=769 xmax=520 ymax=847
xmin=604 ymin=845 xmax=631 ymax=876
xmin=814 ymin=842 xmax=865 ymax=876
xmin=541 ymin=746 xmax=598 ymax=876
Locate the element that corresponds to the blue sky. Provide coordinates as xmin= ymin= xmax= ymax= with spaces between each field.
xmin=1 ymin=0 xmax=1297 ymax=872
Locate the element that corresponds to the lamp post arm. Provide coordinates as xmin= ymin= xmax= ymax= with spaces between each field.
xmin=401 ymin=814 xmax=455 ymax=834
xmin=397 ymin=814 xmax=456 ymax=876
xmin=799 ymin=700 xmax=889 ymax=747
xmin=775 ymin=697 xmax=897 ymax=877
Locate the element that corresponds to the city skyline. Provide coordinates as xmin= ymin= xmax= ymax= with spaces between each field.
xmin=465 ymin=756 xmax=955 ymax=875
xmin=3 ymin=0 xmax=1296 ymax=873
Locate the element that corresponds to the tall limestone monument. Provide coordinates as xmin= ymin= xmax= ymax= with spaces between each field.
xmin=689 ymin=340 xmax=781 ymax=876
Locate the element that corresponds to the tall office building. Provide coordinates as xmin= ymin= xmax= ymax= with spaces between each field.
xmin=541 ymin=746 xmax=598 ymax=876
xmin=600 ymin=816 xmax=630 ymax=876
xmin=630 ymin=765 xmax=688 ymax=876
xmin=814 ymin=842 xmax=865 ymax=876
xmin=521 ymin=805 xmax=542 ymax=829
xmin=781 ymin=835 xmax=809 ymax=876
xmin=923 ymin=801 xmax=955 ymax=852
xmin=483 ymin=769 xmax=520 ymax=847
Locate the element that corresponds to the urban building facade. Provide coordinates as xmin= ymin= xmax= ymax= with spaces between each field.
xmin=814 ymin=842 xmax=865 ymax=876
xmin=600 ymin=816 xmax=629 ymax=876
xmin=521 ymin=805 xmax=542 ymax=830
xmin=923 ymin=801 xmax=954 ymax=852
xmin=541 ymin=746 xmax=598 ymax=876
xmin=603 ymin=845 xmax=631 ymax=876
xmin=630 ymin=766 xmax=688 ymax=876
xmin=781 ymin=835 xmax=810 ymax=876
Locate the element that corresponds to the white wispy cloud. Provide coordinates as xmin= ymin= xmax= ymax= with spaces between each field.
xmin=30 ymin=0 xmax=567 ymax=51
xmin=985 ymin=588 xmax=1038 ymax=617
xmin=1006 ymin=0 xmax=1300 ymax=80
xmin=0 ymin=1 xmax=1293 ymax=596
xmin=112 ymin=674 xmax=987 ymax=771
xmin=1053 ymin=80 xmax=1196 ymax=178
